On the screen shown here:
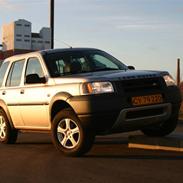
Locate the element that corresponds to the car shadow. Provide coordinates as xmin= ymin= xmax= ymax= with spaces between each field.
xmin=9 ymin=132 xmax=183 ymax=160
xmin=85 ymin=136 xmax=183 ymax=160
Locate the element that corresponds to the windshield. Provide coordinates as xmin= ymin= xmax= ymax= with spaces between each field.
xmin=43 ymin=50 xmax=127 ymax=77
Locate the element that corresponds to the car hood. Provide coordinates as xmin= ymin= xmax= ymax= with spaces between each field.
xmin=73 ymin=70 xmax=166 ymax=80
xmin=52 ymin=70 xmax=168 ymax=84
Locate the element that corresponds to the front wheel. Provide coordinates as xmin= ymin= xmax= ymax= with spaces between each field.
xmin=51 ymin=108 xmax=95 ymax=157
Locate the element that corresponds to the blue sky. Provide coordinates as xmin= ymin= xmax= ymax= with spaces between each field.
xmin=0 ymin=0 xmax=183 ymax=78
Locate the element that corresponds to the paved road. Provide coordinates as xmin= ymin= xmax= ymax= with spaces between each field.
xmin=1 ymin=124 xmax=183 ymax=183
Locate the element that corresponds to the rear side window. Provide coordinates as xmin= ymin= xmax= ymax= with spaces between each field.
xmin=0 ymin=62 xmax=10 ymax=87
xmin=6 ymin=60 xmax=25 ymax=87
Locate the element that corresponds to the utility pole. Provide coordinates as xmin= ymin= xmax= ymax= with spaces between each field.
xmin=50 ymin=0 xmax=54 ymax=49
xmin=177 ymin=58 xmax=180 ymax=86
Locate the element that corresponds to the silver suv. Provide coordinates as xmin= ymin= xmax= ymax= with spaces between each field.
xmin=0 ymin=48 xmax=181 ymax=156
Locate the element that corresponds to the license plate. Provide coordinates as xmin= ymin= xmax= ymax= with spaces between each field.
xmin=132 ymin=94 xmax=163 ymax=106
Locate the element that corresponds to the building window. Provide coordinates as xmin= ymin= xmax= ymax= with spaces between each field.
xmin=16 ymin=24 xmax=22 ymax=26
xmin=32 ymin=40 xmax=36 ymax=43
xmin=16 ymin=39 xmax=22 ymax=42
xmin=16 ymin=34 xmax=22 ymax=37
xmin=45 ymin=41 xmax=50 ymax=44
xmin=24 ymin=35 xmax=30 ymax=38
xmin=38 ymin=41 xmax=43 ymax=43
xmin=24 ymin=24 xmax=30 ymax=27
xmin=24 ymin=39 xmax=30 ymax=42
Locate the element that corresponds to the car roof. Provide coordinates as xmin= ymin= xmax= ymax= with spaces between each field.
xmin=40 ymin=48 xmax=101 ymax=55
xmin=3 ymin=48 xmax=101 ymax=63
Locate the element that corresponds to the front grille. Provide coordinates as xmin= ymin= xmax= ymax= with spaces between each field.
xmin=121 ymin=77 xmax=162 ymax=93
xmin=114 ymin=76 xmax=165 ymax=106
xmin=114 ymin=76 xmax=165 ymax=95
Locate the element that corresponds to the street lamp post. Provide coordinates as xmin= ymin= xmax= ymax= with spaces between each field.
xmin=177 ymin=58 xmax=180 ymax=86
xmin=50 ymin=0 xmax=54 ymax=49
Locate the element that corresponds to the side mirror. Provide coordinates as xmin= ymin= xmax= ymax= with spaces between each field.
xmin=128 ymin=66 xmax=135 ymax=70
xmin=26 ymin=74 xmax=47 ymax=84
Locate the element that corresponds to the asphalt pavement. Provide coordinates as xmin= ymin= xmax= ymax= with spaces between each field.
xmin=0 ymin=124 xmax=183 ymax=183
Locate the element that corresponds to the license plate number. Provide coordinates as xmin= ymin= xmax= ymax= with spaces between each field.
xmin=132 ymin=94 xmax=163 ymax=106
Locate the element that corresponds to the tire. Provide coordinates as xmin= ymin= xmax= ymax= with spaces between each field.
xmin=141 ymin=108 xmax=179 ymax=137
xmin=0 ymin=109 xmax=18 ymax=144
xmin=51 ymin=108 xmax=95 ymax=157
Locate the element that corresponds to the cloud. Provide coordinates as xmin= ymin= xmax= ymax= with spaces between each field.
xmin=116 ymin=22 xmax=183 ymax=32
xmin=116 ymin=23 xmax=162 ymax=31
xmin=89 ymin=15 xmax=182 ymax=32
xmin=0 ymin=0 xmax=22 ymax=10
xmin=87 ymin=15 xmax=159 ymax=31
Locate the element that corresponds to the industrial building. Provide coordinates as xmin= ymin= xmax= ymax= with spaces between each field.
xmin=1 ymin=19 xmax=51 ymax=59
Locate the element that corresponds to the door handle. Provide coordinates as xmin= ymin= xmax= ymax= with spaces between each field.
xmin=20 ymin=89 xmax=24 ymax=94
xmin=2 ymin=91 xmax=6 ymax=95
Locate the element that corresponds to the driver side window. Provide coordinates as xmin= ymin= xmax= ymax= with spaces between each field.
xmin=25 ymin=57 xmax=44 ymax=84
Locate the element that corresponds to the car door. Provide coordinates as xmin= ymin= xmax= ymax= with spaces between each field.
xmin=1 ymin=59 xmax=25 ymax=127
xmin=19 ymin=57 xmax=50 ymax=129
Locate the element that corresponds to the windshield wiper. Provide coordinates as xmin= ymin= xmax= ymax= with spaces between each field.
xmin=93 ymin=68 xmax=119 ymax=72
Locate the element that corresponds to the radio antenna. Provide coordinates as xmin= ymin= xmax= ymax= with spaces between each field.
xmin=61 ymin=41 xmax=72 ymax=49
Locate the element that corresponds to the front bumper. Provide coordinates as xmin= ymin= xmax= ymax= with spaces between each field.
xmin=67 ymin=85 xmax=181 ymax=134
xmin=110 ymin=103 xmax=171 ymax=133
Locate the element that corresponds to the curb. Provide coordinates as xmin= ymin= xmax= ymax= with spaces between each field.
xmin=128 ymin=134 xmax=183 ymax=152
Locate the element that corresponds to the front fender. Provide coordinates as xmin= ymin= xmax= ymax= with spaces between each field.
xmin=49 ymin=92 xmax=73 ymax=121
xmin=50 ymin=92 xmax=72 ymax=107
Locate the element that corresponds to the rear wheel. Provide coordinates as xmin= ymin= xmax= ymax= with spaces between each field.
xmin=0 ymin=109 xmax=18 ymax=144
xmin=141 ymin=108 xmax=179 ymax=137
xmin=51 ymin=108 xmax=95 ymax=156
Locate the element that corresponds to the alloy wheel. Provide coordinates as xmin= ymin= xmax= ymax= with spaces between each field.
xmin=57 ymin=118 xmax=80 ymax=149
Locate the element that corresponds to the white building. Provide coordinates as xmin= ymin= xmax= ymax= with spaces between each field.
xmin=2 ymin=19 xmax=51 ymax=52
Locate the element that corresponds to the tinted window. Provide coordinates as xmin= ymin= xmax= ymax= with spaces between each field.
xmin=90 ymin=54 xmax=119 ymax=69
xmin=44 ymin=53 xmax=89 ymax=77
xmin=55 ymin=59 xmax=65 ymax=75
xmin=0 ymin=62 xmax=9 ymax=87
xmin=6 ymin=60 xmax=25 ymax=87
xmin=43 ymin=50 xmax=127 ymax=77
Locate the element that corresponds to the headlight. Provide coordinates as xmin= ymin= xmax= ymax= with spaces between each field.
xmin=163 ymin=75 xmax=176 ymax=86
xmin=81 ymin=82 xmax=114 ymax=95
